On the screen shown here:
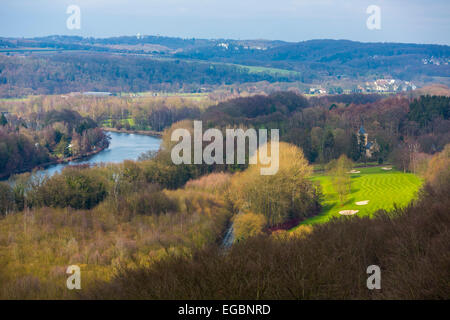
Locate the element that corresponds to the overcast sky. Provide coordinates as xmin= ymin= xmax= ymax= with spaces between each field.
xmin=0 ymin=0 xmax=449 ymax=44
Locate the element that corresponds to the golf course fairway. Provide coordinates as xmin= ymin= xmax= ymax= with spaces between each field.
xmin=299 ymin=166 xmax=423 ymax=225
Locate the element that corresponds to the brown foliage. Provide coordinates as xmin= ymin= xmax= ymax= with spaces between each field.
xmin=229 ymin=142 xmax=321 ymax=226
xmin=424 ymin=144 xmax=450 ymax=190
xmin=84 ymin=159 xmax=450 ymax=299
xmin=185 ymin=172 xmax=231 ymax=195
xmin=233 ymin=212 xmax=267 ymax=241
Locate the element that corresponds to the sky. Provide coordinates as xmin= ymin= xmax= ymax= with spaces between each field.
xmin=0 ymin=0 xmax=449 ymax=44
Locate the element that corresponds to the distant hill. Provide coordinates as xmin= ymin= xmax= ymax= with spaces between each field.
xmin=0 ymin=35 xmax=288 ymax=54
xmin=0 ymin=52 xmax=297 ymax=98
xmin=175 ymin=39 xmax=450 ymax=82
xmin=411 ymin=84 xmax=450 ymax=97
xmin=0 ymin=36 xmax=449 ymax=97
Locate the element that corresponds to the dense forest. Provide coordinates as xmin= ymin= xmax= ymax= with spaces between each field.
xmin=200 ymin=92 xmax=450 ymax=169
xmin=0 ymin=93 xmax=216 ymax=132
xmin=175 ymin=39 xmax=450 ymax=82
xmin=0 ymin=53 xmax=296 ymax=98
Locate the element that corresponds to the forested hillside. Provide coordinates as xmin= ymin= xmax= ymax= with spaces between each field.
xmin=176 ymin=39 xmax=450 ymax=82
xmin=0 ymin=53 xmax=293 ymax=98
xmin=1 ymin=37 xmax=449 ymax=97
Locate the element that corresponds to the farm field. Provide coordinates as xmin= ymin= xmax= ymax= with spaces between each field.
xmin=299 ymin=166 xmax=423 ymax=225
xmin=234 ymin=64 xmax=301 ymax=76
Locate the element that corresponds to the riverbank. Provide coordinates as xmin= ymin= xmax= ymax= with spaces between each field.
xmin=0 ymin=145 xmax=107 ymax=181
xmin=102 ymin=127 xmax=162 ymax=137
xmin=1 ymin=131 xmax=162 ymax=181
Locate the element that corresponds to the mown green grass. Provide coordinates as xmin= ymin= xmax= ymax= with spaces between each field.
xmin=298 ymin=166 xmax=422 ymax=226
xmin=102 ymin=117 xmax=135 ymax=128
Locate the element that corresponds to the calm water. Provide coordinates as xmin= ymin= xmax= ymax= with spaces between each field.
xmin=35 ymin=131 xmax=161 ymax=177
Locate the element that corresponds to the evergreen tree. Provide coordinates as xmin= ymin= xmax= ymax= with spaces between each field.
xmin=0 ymin=113 xmax=7 ymax=126
xmin=55 ymin=137 xmax=71 ymax=158
xmin=349 ymin=133 xmax=360 ymax=161
xmin=358 ymin=133 xmax=367 ymax=164
xmin=322 ymin=131 xmax=335 ymax=163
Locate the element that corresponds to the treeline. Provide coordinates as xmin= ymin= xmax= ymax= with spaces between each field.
xmin=5 ymin=90 xmax=447 ymax=170
xmin=113 ymin=105 xmax=202 ymax=132
xmin=201 ymin=92 xmax=450 ymax=166
xmin=0 ymin=109 xmax=109 ymax=178
xmin=0 ymin=35 xmax=214 ymax=52
xmin=309 ymin=93 xmax=386 ymax=106
xmin=0 ymin=128 xmax=50 ymax=179
xmin=408 ymin=95 xmax=450 ymax=127
xmin=176 ymin=39 xmax=450 ymax=82
xmin=0 ymin=146 xmax=211 ymax=214
xmin=0 ymin=94 xmax=217 ymax=133
xmin=0 ymin=53 xmax=293 ymax=98
xmin=3 ymin=91 xmax=448 ymax=171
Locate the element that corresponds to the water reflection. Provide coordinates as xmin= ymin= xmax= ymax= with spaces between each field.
xmin=35 ymin=131 xmax=161 ymax=178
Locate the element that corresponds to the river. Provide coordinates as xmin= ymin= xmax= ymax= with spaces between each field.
xmin=34 ymin=131 xmax=161 ymax=178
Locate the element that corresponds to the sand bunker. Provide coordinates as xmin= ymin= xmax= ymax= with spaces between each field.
xmin=339 ymin=210 xmax=359 ymax=215
xmin=355 ymin=200 xmax=370 ymax=206
xmin=381 ymin=167 xmax=392 ymax=170
xmin=347 ymin=169 xmax=361 ymax=174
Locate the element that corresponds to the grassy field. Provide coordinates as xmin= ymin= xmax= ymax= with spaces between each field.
xmin=238 ymin=64 xmax=301 ymax=77
xmin=298 ymin=166 xmax=422 ymax=226
xmin=102 ymin=117 xmax=135 ymax=128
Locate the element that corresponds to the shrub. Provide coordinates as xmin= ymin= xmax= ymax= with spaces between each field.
xmin=142 ymin=158 xmax=196 ymax=190
xmin=424 ymin=144 xmax=450 ymax=191
xmin=119 ymin=190 xmax=179 ymax=216
xmin=233 ymin=212 xmax=267 ymax=241
xmin=289 ymin=225 xmax=313 ymax=239
xmin=36 ymin=167 xmax=107 ymax=209
xmin=185 ymin=172 xmax=231 ymax=194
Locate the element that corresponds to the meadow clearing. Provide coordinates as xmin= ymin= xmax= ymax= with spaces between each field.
xmin=299 ymin=166 xmax=423 ymax=225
